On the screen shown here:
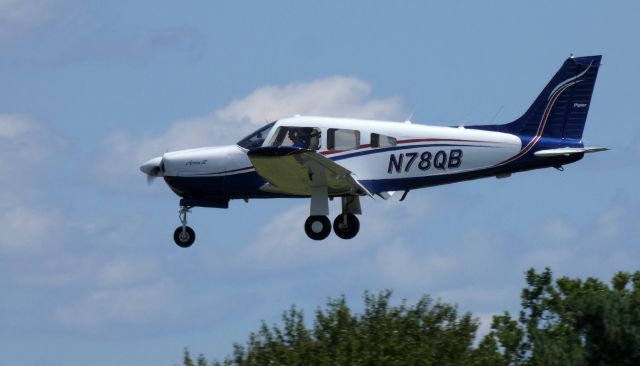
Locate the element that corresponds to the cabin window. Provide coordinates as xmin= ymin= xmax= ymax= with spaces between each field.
xmin=268 ymin=126 xmax=322 ymax=150
xmin=370 ymin=133 xmax=397 ymax=148
xmin=327 ymin=128 xmax=360 ymax=151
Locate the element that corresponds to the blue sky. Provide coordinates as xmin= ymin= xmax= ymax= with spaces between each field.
xmin=1 ymin=1 xmax=639 ymax=365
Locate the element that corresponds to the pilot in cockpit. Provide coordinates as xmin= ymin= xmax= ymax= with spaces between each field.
xmin=289 ymin=128 xmax=319 ymax=149
xmin=288 ymin=128 xmax=307 ymax=148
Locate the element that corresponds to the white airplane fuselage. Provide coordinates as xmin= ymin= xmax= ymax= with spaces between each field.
xmin=140 ymin=55 xmax=605 ymax=246
xmin=154 ymin=116 xmax=531 ymax=203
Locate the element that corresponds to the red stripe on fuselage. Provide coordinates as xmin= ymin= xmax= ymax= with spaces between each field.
xmin=497 ymin=82 xmax=574 ymax=166
xmin=320 ymin=138 xmax=497 ymax=157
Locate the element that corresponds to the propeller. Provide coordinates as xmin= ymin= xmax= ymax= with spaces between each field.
xmin=140 ymin=156 xmax=164 ymax=185
xmin=146 ymin=171 xmax=159 ymax=185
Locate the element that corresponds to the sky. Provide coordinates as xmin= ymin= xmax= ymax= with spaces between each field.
xmin=1 ymin=1 xmax=639 ymax=365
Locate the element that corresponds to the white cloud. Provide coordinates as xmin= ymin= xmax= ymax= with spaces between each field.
xmin=0 ymin=206 xmax=60 ymax=254
xmin=436 ymin=288 xmax=512 ymax=310
xmin=0 ymin=114 xmax=65 ymax=254
xmin=0 ymin=113 xmax=38 ymax=137
xmin=232 ymin=193 xmax=434 ymax=273
xmin=95 ymin=76 xmax=405 ymax=189
xmin=60 ymin=25 xmax=206 ymax=65
xmin=359 ymin=226 xmax=510 ymax=292
xmin=0 ymin=113 xmax=63 ymax=180
xmin=11 ymin=253 xmax=154 ymax=289
xmin=521 ymin=245 xmax=573 ymax=270
xmin=0 ymin=0 xmax=58 ymax=43
xmin=216 ymin=76 xmax=404 ymax=123
xmin=54 ymin=257 xmax=179 ymax=331
xmin=372 ymin=240 xmax=455 ymax=287
xmin=540 ymin=217 xmax=577 ymax=242
xmin=0 ymin=0 xmax=53 ymax=26
xmin=54 ymin=280 xmax=177 ymax=330
xmin=233 ymin=204 xmax=369 ymax=272
xmin=0 ymin=114 xmax=50 ymax=163
xmin=0 ymin=112 xmax=178 ymax=331
xmin=98 ymin=257 xmax=159 ymax=286
xmin=14 ymin=256 xmax=94 ymax=287
xmin=596 ymin=205 xmax=625 ymax=240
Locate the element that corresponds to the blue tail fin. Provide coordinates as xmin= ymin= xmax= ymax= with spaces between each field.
xmin=472 ymin=55 xmax=601 ymax=141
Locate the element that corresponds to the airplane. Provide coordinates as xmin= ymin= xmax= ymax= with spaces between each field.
xmin=140 ymin=55 xmax=606 ymax=247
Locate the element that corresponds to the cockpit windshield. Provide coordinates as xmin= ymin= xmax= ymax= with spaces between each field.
xmin=237 ymin=122 xmax=275 ymax=149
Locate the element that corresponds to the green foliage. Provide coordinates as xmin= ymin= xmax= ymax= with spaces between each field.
xmin=183 ymin=348 xmax=194 ymax=366
xmin=193 ymin=290 xmax=479 ymax=366
xmin=183 ymin=349 xmax=208 ymax=366
xmin=186 ymin=269 xmax=640 ymax=366
xmin=483 ymin=268 xmax=640 ymax=366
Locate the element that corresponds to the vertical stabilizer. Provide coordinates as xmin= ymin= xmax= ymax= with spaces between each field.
xmin=471 ymin=55 xmax=601 ymax=141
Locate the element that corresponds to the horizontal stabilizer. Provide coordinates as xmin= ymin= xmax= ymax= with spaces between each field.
xmin=534 ymin=147 xmax=608 ymax=157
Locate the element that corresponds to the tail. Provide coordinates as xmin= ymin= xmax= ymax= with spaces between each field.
xmin=472 ymin=55 xmax=602 ymax=141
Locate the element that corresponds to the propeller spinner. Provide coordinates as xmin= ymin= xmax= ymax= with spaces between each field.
xmin=140 ymin=156 xmax=164 ymax=184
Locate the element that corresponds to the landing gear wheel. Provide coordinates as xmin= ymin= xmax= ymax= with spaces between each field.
xmin=304 ymin=215 xmax=331 ymax=240
xmin=333 ymin=213 xmax=360 ymax=240
xmin=173 ymin=226 xmax=196 ymax=248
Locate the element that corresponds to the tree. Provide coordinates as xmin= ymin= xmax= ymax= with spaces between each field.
xmin=483 ymin=268 xmax=640 ymax=365
xmin=182 ymin=348 xmax=208 ymax=366
xmin=185 ymin=269 xmax=640 ymax=365
xmin=196 ymin=290 xmax=479 ymax=366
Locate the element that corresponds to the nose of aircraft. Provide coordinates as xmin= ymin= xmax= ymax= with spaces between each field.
xmin=140 ymin=156 xmax=164 ymax=177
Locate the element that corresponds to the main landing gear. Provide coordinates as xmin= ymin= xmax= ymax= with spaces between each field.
xmin=303 ymin=189 xmax=362 ymax=241
xmin=173 ymin=206 xmax=195 ymax=248
xmin=304 ymin=212 xmax=360 ymax=240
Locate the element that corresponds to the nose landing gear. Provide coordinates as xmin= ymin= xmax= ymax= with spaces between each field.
xmin=173 ymin=206 xmax=195 ymax=248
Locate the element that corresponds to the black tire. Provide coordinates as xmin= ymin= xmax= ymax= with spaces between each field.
xmin=333 ymin=213 xmax=360 ymax=240
xmin=173 ymin=226 xmax=196 ymax=248
xmin=304 ymin=215 xmax=331 ymax=240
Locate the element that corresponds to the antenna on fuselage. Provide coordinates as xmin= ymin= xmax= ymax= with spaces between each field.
xmin=404 ymin=109 xmax=415 ymax=124
xmin=490 ymin=105 xmax=504 ymax=124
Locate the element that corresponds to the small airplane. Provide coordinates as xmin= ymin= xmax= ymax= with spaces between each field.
xmin=141 ymin=55 xmax=606 ymax=247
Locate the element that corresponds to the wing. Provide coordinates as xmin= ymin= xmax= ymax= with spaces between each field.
xmin=247 ymin=146 xmax=372 ymax=197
